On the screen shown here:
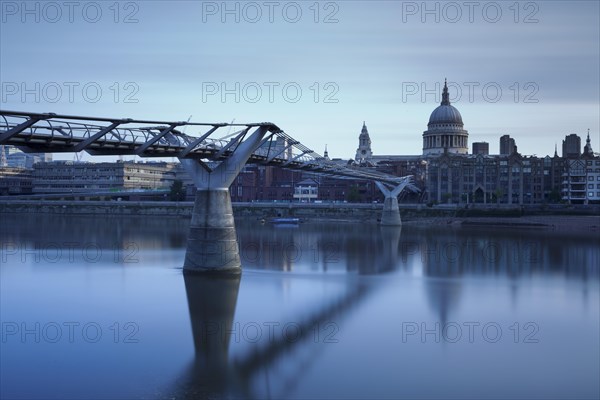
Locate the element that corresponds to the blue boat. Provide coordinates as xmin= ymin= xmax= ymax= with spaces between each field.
xmin=269 ymin=217 xmax=301 ymax=225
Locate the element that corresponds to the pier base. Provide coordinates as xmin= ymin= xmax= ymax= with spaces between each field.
xmin=380 ymin=196 xmax=402 ymax=226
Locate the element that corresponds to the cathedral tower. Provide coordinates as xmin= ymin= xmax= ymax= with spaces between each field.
xmin=355 ymin=121 xmax=373 ymax=162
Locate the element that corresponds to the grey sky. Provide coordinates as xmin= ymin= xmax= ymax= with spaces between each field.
xmin=1 ymin=0 xmax=598 ymax=160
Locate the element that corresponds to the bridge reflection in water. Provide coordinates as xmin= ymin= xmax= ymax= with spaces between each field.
xmin=168 ymin=224 xmax=402 ymax=398
xmin=175 ymin=274 xmax=371 ymax=398
xmin=165 ymin=223 xmax=598 ymax=398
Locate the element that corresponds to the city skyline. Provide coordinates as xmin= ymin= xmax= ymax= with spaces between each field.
xmin=1 ymin=1 xmax=599 ymax=160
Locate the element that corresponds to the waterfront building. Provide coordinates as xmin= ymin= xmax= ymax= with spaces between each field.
xmin=561 ymin=134 xmax=600 ymax=204
xmin=227 ymin=165 xmax=304 ymax=203
xmin=31 ymin=161 xmax=178 ymax=194
xmin=426 ymin=153 xmax=548 ymax=205
xmin=293 ymin=178 xmax=319 ymax=203
xmin=0 ymin=167 xmax=33 ymax=195
xmin=561 ymin=159 xmax=587 ymax=204
xmin=316 ymin=176 xmax=351 ymax=202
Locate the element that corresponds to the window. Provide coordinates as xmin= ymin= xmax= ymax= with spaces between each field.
xmin=589 ymin=192 xmax=595 ymax=198
xmin=589 ymin=184 xmax=594 ymax=189
xmin=589 ymin=176 xmax=594 ymax=181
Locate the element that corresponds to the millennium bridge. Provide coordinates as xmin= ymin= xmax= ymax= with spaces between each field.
xmin=0 ymin=110 xmax=416 ymax=274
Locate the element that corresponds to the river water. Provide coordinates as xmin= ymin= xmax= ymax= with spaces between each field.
xmin=1 ymin=214 xmax=598 ymax=399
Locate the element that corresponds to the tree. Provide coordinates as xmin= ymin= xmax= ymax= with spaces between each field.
xmin=494 ymin=188 xmax=504 ymax=204
xmin=169 ymin=180 xmax=186 ymax=201
xmin=346 ymin=185 xmax=361 ymax=203
xmin=549 ymin=187 xmax=561 ymax=203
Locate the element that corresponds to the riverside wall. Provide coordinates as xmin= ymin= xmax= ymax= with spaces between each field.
xmin=0 ymin=200 xmax=598 ymax=231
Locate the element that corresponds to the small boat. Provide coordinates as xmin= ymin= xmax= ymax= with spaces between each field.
xmin=269 ymin=217 xmax=300 ymax=225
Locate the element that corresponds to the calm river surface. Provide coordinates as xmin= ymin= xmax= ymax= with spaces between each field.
xmin=1 ymin=214 xmax=598 ymax=399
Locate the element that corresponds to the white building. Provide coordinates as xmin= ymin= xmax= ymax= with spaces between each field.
xmin=293 ymin=178 xmax=319 ymax=203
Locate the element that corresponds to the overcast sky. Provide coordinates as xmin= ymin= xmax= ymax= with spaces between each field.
xmin=1 ymin=0 xmax=599 ymax=160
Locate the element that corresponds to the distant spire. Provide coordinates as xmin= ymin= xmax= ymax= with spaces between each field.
xmin=554 ymin=143 xmax=558 ymax=157
xmin=441 ymin=78 xmax=450 ymax=106
xmin=583 ymin=129 xmax=594 ymax=155
xmin=361 ymin=121 xmax=368 ymax=134
xmin=324 ymin=144 xmax=329 ymax=159
xmin=355 ymin=121 xmax=372 ymax=162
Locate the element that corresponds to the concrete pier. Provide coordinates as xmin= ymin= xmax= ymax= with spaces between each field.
xmin=184 ymin=189 xmax=241 ymax=274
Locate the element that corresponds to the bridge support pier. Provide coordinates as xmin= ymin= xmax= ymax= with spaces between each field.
xmin=184 ymin=189 xmax=241 ymax=274
xmin=180 ymin=126 xmax=269 ymax=275
xmin=375 ymin=181 xmax=411 ymax=226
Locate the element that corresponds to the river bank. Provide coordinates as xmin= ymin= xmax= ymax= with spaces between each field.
xmin=1 ymin=200 xmax=598 ymax=233
xmin=401 ymin=215 xmax=600 ymax=234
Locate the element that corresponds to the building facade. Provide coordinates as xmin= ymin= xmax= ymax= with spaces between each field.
xmin=563 ymin=134 xmax=581 ymax=158
xmin=499 ymin=135 xmax=517 ymax=155
xmin=293 ymin=178 xmax=319 ymax=203
xmin=560 ymin=146 xmax=600 ymax=205
xmin=1 ymin=145 xmax=51 ymax=168
xmin=0 ymin=167 xmax=33 ymax=195
xmin=426 ymin=153 xmax=563 ymax=205
xmin=31 ymin=161 xmax=178 ymax=193
xmin=472 ymin=142 xmax=489 ymax=155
